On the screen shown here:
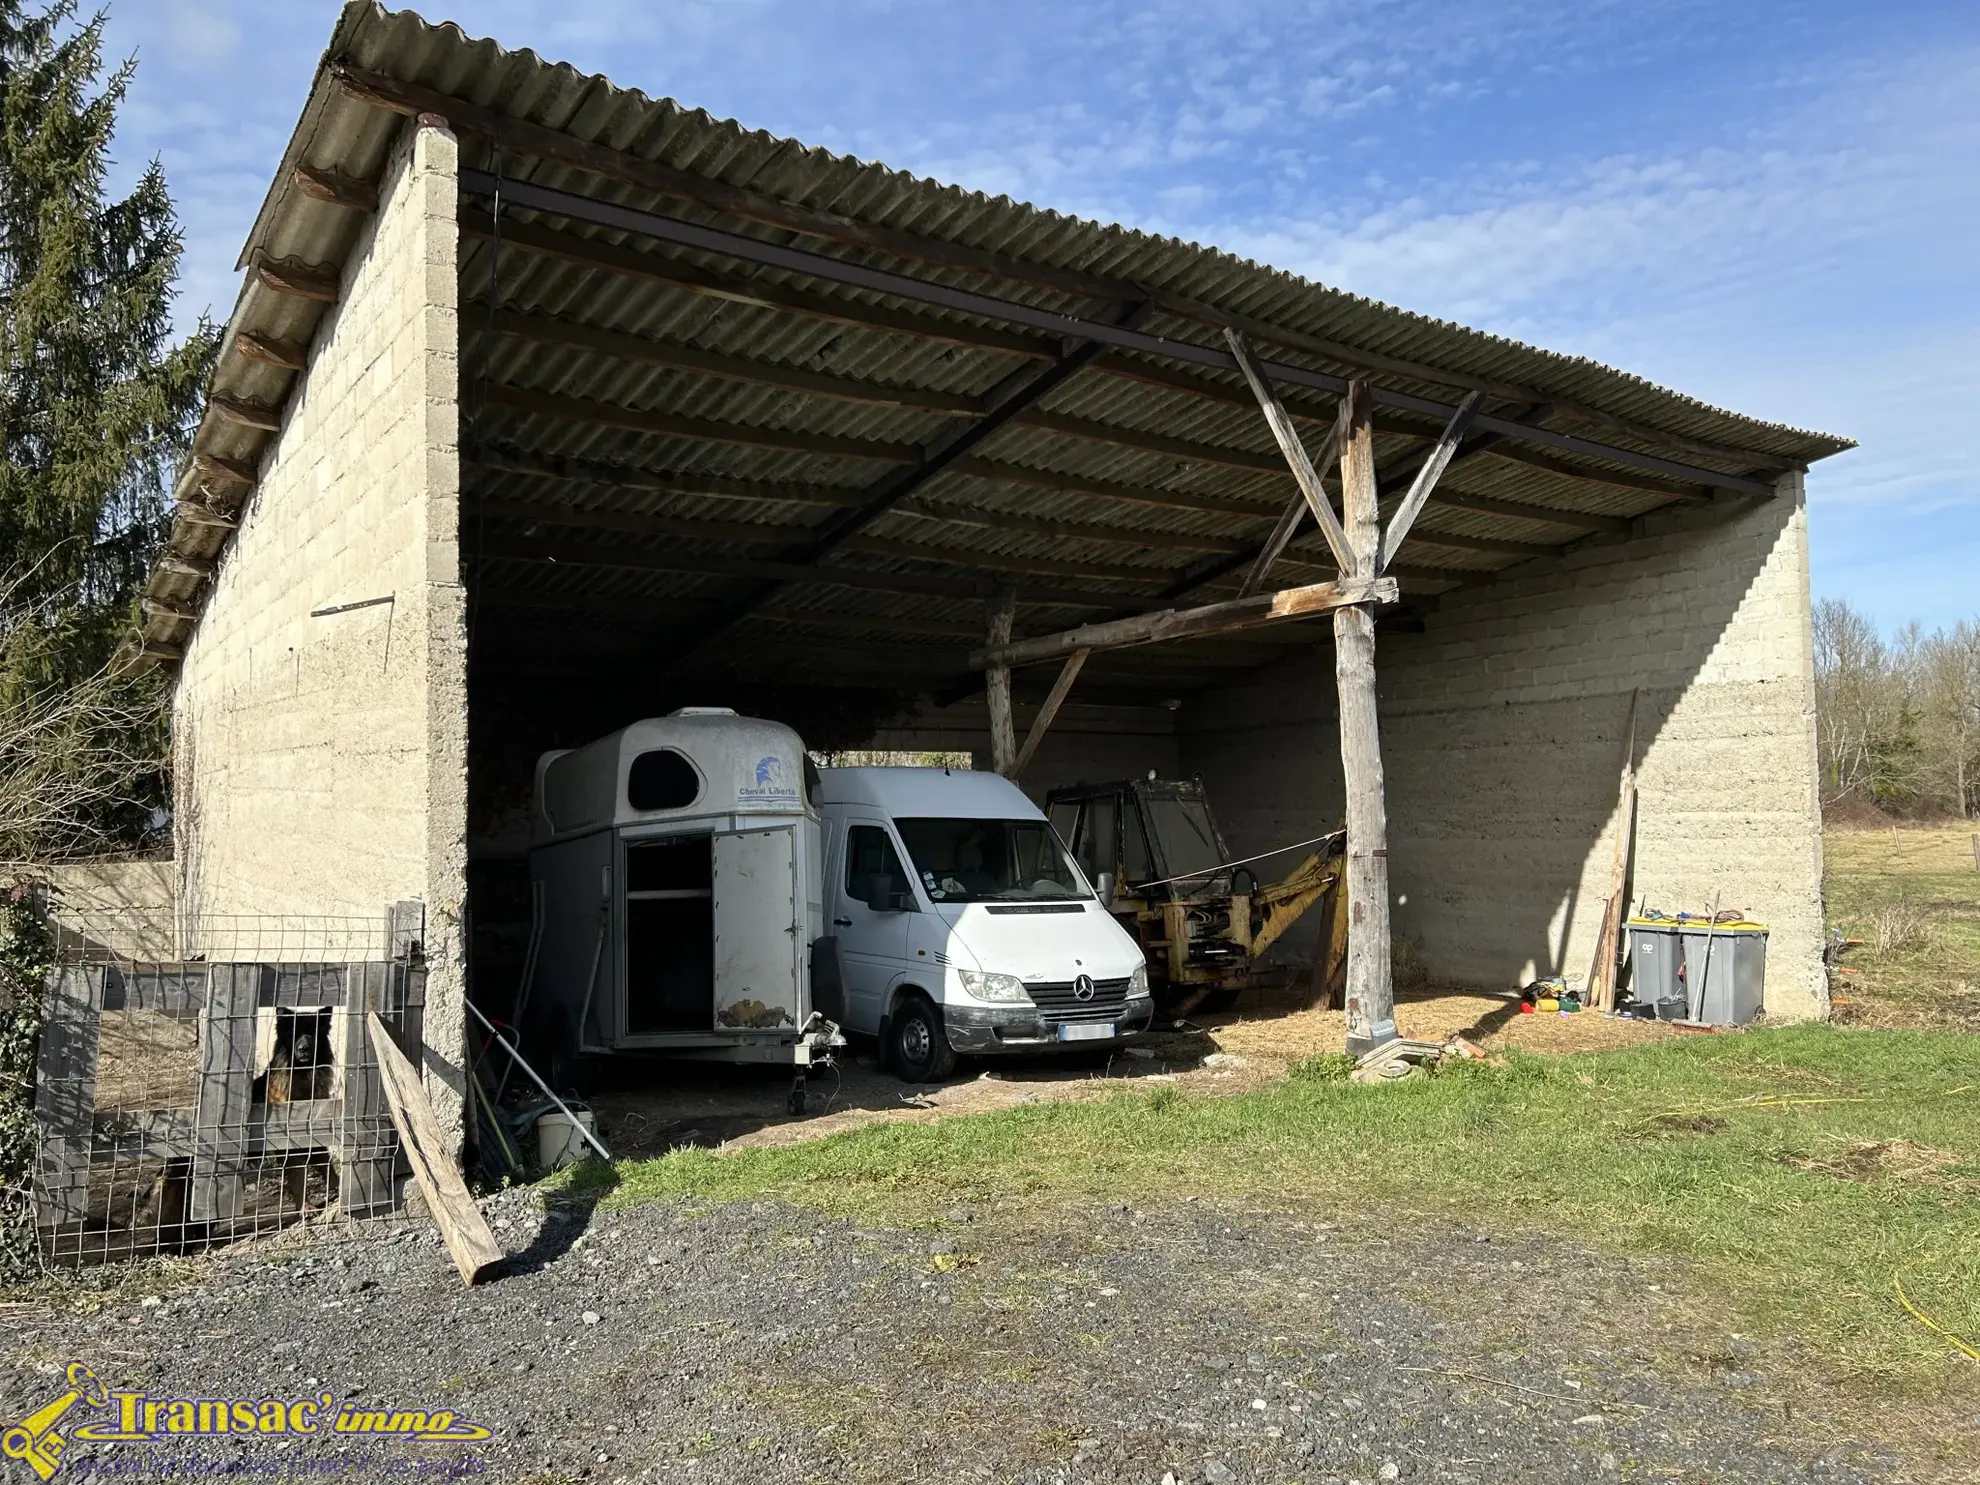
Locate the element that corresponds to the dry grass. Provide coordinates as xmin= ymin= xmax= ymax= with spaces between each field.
xmin=1824 ymin=824 xmax=1980 ymax=1030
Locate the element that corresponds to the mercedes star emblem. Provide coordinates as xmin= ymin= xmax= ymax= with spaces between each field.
xmin=1073 ymin=974 xmax=1096 ymax=1001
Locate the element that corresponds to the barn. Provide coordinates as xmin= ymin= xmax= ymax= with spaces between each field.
xmin=137 ymin=3 xmax=1850 ymax=1142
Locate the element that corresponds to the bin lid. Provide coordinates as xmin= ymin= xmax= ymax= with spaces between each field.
xmin=1628 ymin=915 xmax=1768 ymax=933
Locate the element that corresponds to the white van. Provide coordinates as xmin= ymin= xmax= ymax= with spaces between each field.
xmin=813 ymin=767 xmax=1151 ymax=1080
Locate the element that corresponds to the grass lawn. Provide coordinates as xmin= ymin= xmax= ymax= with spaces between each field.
xmin=571 ymin=1023 xmax=1980 ymax=1401
xmin=551 ymin=825 xmax=1980 ymax=1430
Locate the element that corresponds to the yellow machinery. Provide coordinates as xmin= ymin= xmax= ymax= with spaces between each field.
xmin=1045 ymin=777 xmax=1346 ymax=1017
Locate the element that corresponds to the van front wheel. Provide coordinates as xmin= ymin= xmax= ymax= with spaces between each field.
xmin=888 ymin=996 xmax=957 ymax=1082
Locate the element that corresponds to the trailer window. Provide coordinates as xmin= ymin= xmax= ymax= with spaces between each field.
xmin=627 ymin=749 xmax=701 ymax=811
xmin=895 ymin=818 xmax=1090 ymax=903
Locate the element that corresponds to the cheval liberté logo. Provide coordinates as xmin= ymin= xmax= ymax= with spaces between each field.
xmin=2 ymin=1363 xmax=491 ymax=1480
xmin=738 ymin=754 xmax=800 ymax=805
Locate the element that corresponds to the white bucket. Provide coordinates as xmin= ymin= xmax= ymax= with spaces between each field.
xmin=535 ymin=1108 xmax=597 ymax=1171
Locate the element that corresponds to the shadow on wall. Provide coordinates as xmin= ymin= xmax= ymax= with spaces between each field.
xmin=1178 ymin=484 xmax=1825 ymax=1015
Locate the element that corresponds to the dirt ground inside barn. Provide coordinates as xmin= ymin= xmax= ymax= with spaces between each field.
xmin=585 ymin=981 xmax=1677 ymax=1160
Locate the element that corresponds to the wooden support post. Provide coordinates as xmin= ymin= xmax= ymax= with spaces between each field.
xmin=1333 ymin=382 xmax=1397 ymax=1055
xmin=986 ymin=587 xmax=1017 ymax=775
xmin=1587 ymin=689 xmax=1640 ymax=1012
xmin=1010 ymin=648 xmax=1089 ymax=779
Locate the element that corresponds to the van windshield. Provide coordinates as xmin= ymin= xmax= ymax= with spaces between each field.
xmin=894 ymin=818 xmax=1091 ymax=903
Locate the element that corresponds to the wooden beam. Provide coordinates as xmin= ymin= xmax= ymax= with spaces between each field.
xmin=986 ymin=588 xmax=1018 ymax=774
xmin=1009 ymin=648 xmax=1089 ymax=779
xmin=235 ymin=332 xmax=310 ymax=371
xmin=192 ymin=452 xmax=258 ymax=487
xmin=292 ymin=164 xmax=379 ymax=212
xmin=1238 ymin=397 xmax=1353 ymax=597
xmin=969 ymin=573 xmax=1397 ymax=670
xmin=1380 ymin=391 xmax=1482 ymax=572
xmin=337 ymin=62 xmax=1802 ymax=474
xmin=172 ymin=502 xmax=237 ymax=530
xmin=209 ymin=393 xmax=284 ymax=432
xmin=254 ymin=256 xmax=341 ymax=302
xmin=1331 ymin=382 xmax=1396 ymax=1055
xmin=366 ymin=1013 xmax=504 ymax=1286
xmin=1587 ymin=689 xmax=1640 ymax=1014
xmin=1224 ymin=329 xmax=1355 ymax=573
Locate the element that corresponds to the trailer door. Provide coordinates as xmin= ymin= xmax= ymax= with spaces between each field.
xmin=712 ymin=825 xmax=802 ymax=1029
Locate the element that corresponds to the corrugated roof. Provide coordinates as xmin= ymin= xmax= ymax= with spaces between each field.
xmin=139 ymin=2 xmax=1850 ymax=695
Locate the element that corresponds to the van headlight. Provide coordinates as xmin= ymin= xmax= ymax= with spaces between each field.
xmin=958 ymin=970 xmax=1032 ymax=1004
xmin=1127 ymin=964 xmax=1150 ymax=999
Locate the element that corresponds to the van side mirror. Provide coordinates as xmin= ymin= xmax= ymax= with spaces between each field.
xmin=859 ymin=875 xmax=918 ymax=913
xmin=1095 ymin=871 xmax=1115 ymax=901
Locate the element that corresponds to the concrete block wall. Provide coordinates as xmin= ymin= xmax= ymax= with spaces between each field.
xmin=173 ymin=121 xmax=469 ymax=1124
xmin=874 ymin=698 xmax=1181 ymax=805
xmin=1182 ymin=476 xmax=1827 ymax=1019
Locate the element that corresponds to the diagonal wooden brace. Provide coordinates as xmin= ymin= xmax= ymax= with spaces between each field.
xmin=1224 ymin=328 xmax=1357 ymax=576
xmin=1379 ymin=390 xmax=1483 ymax=572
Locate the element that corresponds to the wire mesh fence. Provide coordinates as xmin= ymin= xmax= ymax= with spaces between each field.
xmin=33 ymin=905 xmax=425 ymax=1267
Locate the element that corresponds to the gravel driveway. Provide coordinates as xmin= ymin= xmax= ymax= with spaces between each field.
xmin=1 ymin=1185 xmax=1911 ymax=1484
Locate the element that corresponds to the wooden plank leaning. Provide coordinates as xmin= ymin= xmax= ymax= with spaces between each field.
xmin=367 ymin=1012 xmax=504 ymax=1286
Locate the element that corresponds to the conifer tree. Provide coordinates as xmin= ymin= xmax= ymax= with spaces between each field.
xmin=0 ymin=0 xmax=216 ymax=855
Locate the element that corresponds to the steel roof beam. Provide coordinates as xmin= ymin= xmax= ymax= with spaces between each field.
xmin=459 ymin=170 xmax=1776 ymax=498
xmin=464 ymin=210 xmax=1738 ymax=506
xmin=344 ymin=64 xmax=1802 ymax=471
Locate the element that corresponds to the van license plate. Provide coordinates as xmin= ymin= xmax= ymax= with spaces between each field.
xmin=1059 ymin=1023 xmax=1114 ymax=1042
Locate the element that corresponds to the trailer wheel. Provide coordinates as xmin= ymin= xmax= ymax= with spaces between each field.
xmin=887 ymin=995 xmax=957 ymax=1082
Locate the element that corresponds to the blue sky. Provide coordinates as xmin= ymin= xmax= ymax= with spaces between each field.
xmin=101 ymin=1 xmax=1979 ymax=634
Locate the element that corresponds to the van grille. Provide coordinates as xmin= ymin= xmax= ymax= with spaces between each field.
xmin=1026 ymin=976 xmax=1131 ymax=1024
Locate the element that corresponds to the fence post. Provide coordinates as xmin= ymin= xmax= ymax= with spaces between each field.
xmin=190 ymin=964 xmax=262 ymax=1225
xmin=33 ymin=966 xmax=104 ymax=1250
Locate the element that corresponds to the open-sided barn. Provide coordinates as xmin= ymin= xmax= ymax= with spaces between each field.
xmin=139 ymin=3 xmax=1849 ymax=1140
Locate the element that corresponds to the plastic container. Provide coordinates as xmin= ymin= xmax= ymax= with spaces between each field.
xmin=535 ymin=1108 xmax=598 ymax=1170
xmin=1626 ymin=918 xmax=1767 ymax=1025
xmin=1678 ymin=924 xmax=1767 ymax=1025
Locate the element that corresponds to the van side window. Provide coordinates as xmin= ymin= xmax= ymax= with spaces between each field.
xmin=845 ymin=825 xmax=908 ymax=900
